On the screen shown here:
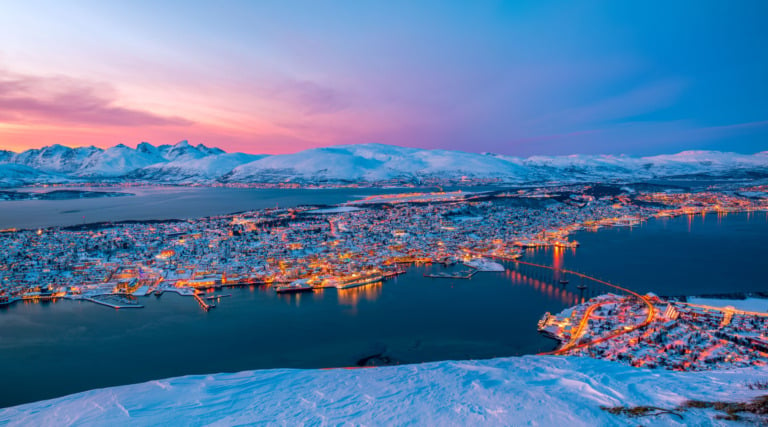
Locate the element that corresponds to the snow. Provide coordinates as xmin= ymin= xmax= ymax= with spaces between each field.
xmin=1 ymin=356 xmax=765 ymax=426
xmin=227 ymin=143 xmax=530 ymax=183
xmin=73 ymin=144 xmax=165 ymax=177
xmin=132 ymin=286 xmax=150 ymax=296
xmin=688 ymin=297 xmax=768 ymax=313
xmin=3 ymin=143 xmax=768 ymax=186
xmin=0 ymin=163 xmax=68 ymax=187
xmin=307 ymin=206 xmax=364 ymax=214
xmin=129 ymin=153 xmax=263 ymax=182
xmin=463 ymin=258 xmax=506 ymax=271
xmin=9 ymin=144 xmax=101 ymax=174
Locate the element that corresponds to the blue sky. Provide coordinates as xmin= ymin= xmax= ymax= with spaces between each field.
xmin=0 ymin=0 xmax=766 ymax=155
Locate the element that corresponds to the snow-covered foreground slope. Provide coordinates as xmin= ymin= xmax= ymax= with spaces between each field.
xmin=2 ymin=356 xmax=765 ymax=426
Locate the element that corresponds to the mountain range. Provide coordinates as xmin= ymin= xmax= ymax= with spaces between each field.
xmin=1 ymin=141 xmax=767 ymax=187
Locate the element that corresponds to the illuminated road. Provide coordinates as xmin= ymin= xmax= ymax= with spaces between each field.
xmin=559 ymin=301 xmax=611 ymax=352
xmin=510 ymin=259 xmax=657 ymax=355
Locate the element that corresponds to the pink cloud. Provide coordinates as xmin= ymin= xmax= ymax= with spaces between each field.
xmin=0 ymin=70 xmax=193 ymax=127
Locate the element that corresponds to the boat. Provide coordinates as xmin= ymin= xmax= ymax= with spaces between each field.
xmin=275 ymin=279 xmax=314 ymax=294
xmin=577 ymin=284 xmax=587 ymax=290
xmin=336 ymin=271 xmax=383 ymax=290
xmin=559 ymin=279 xmax=569 ymax=285
xmin=383 ymin=269 xmax=406 ymax=278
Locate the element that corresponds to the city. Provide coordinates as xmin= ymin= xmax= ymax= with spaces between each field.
xmin=2 ymin=183 xmax=767 ymax=375
xmin=4 ymin=1 xmax=768 ymax=424
xmin=539 ymin=292 xmax=768 ymax=371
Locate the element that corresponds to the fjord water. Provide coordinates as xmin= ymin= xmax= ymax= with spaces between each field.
xmin=527 ymin=210 xmax=768 ymax=296
xmin=0 ymin=211 xmax=766 ymax=407
xmin=0 ymin=187 xmax=390 ymax=229
xmin=0 ymin=186 xmax=501 ymax=229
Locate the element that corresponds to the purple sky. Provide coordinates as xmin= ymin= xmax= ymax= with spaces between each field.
xmin=0 ymin=1 xmax=766 ymax=155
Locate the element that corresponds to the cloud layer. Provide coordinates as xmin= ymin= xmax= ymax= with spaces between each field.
xmin=0 ymin=70 xmax=192 ymax=127
xmin=0 ymin=2 xmax=766 ymax=155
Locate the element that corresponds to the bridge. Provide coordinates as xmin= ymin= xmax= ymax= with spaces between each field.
xmin=510 ymin=259 xmax=656 ymax=355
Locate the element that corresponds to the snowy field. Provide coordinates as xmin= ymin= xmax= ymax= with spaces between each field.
xmin=688 ymin=297 xmax=768 ymax=313
xmin=1 ymin=356 xmax=766 ymax=426
xmin=463 ymin=258 xmax=506 ymax=272
xmin=306 ymin=206 xmax=364 ymax=214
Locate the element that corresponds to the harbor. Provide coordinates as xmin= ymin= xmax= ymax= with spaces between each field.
xmin=83 ymin=295 xmax=144 ymax=309
xmin=1 ymin=210 xmax=767 ymax=408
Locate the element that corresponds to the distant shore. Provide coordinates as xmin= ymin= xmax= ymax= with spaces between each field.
xmin=0 ymin=189 xmax=133 ymax=202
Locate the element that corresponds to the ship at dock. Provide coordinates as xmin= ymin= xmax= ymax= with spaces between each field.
xmin=275 ymin=279 xmax=314 ymax=294
xmin=335 ymin=270 xmax=384 ymax=290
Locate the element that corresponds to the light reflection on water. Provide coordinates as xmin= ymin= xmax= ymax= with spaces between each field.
xmin=0 ymin=211 xmax=766 ymax=407
xmin=337 ymin=282 xmax=383 ymax=307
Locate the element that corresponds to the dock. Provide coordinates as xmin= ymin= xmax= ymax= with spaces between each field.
xmin=424 ymin=269 xmax=477 ymax=279
xmin=85 ymin=297 xmax=144 ymax=309
xmin=193 ymin=293 xmax=216 ymax=311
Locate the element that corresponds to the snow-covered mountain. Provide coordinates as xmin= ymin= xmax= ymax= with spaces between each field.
xmin=505 ymin=150 xmax=768 ymax=182
xmin=9 ymin=144 xmax=103 ymax=174
xmin=127 ymin=152 xmax=265 ymax=183
xmin=1 ymin=356 xmax=765 ymax=425
xmin=218 ymin=144 xmax=768 ymax=184
xmin=0 ymin=163 xmax=67 ymax=187
xmin=0 ymin=141 xmax=259 ymax=185
xmin=73 ymin=144 xmax=165 ymax=177
xmin=1 ymin=142 xmax=766 ymax=187
xmin=225 ymin=144 xmax=529 ymax=183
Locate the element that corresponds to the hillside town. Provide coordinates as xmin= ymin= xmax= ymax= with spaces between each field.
xmin=539 ymin=292 xmax=768 ymax=371
xmin=1 ymin=184 xmax=767 ymax=317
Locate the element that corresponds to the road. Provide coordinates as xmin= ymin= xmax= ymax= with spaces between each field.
xmin=510 ymin=259 xmax=657 ymax=355
xmin=559 ymin=301 xmax=611 ymax=352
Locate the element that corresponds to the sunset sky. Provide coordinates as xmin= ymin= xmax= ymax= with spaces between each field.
xmin=1 ymin=1 xmax=766 ymax=155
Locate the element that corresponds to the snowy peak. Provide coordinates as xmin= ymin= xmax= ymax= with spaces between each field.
xmin=226 ymin=143 xmax=531 ymax=183
xmin=74 ymin=144 xmax=165 ymax=177
xmin=0 ymin=141 xmax=242 ymax=184
xmin=9 ymin=144 xmax=102 ymax=174
xmin=1 ymin=142 xmax=766 ymax=186
xmin=129 ymin=152 xmax=266 ymax=182
xmin=0 ymin=150 xmax=13 ymax=162
xmin=227 ymin=144 xmax=768 ymax=184
xmin=159 ymin=140 xmax=224 ymax=161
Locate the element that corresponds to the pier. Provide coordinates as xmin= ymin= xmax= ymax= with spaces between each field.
xmin=193 ymin=292 xmax=216 ymax=311
xmin=84 ymin=296 xmax=144 ymax=309
xmin=424 ymin=269 xmax=477 ymax=279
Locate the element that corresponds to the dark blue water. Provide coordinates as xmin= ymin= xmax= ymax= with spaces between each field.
xmin=0 ymin=211 xmax=766 ymax=407
xmin=526 ymin=211 xmax=768 ymax=296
